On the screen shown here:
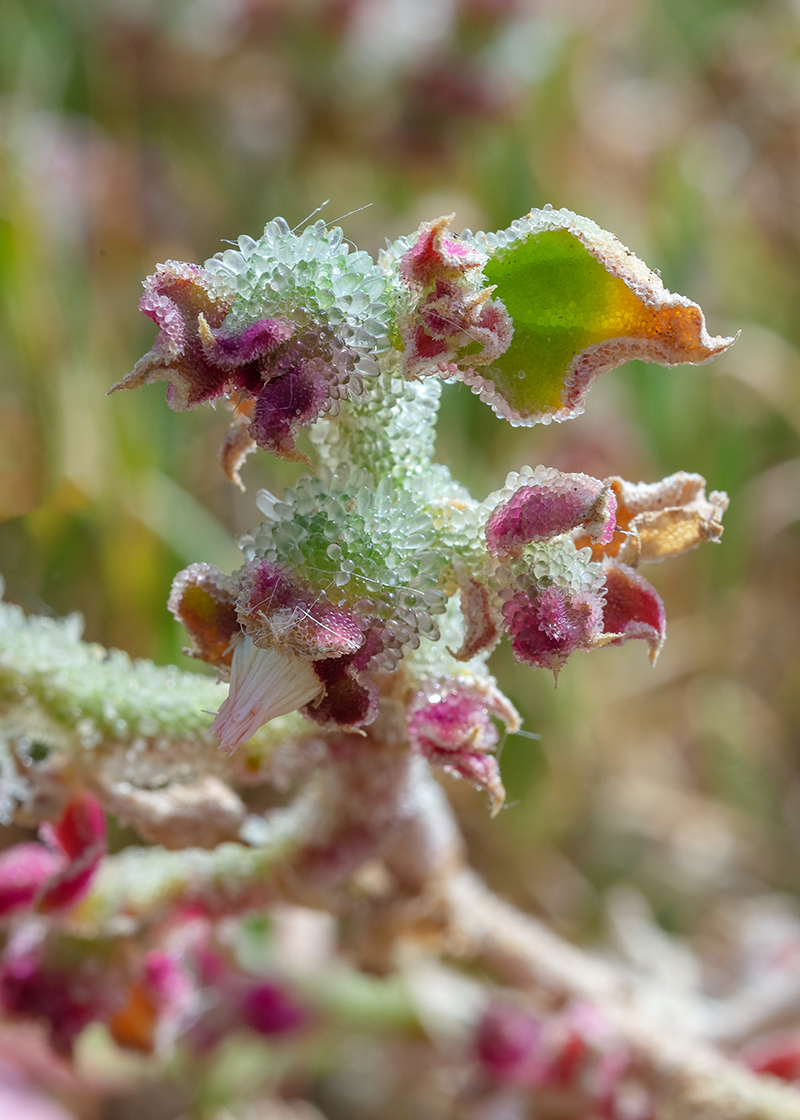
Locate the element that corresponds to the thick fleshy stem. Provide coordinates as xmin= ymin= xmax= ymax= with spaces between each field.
xmin=310 ymin=367 xmax=451 ymax=493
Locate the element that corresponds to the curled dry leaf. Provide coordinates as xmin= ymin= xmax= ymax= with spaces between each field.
xmin=575 ymin=471 xmax=729 ymax=566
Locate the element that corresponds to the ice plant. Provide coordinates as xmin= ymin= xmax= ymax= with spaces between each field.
xmin=111 ymin=206 xmax=730 ymax=781
xmin=6 ymin=205 xmax=795 ymax=1120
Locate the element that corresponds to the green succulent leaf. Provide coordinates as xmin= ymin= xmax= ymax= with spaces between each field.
xmin=430 ymin=208 xmax=737 ymax=425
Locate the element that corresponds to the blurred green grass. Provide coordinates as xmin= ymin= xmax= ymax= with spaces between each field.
xmin=1 ymin=0 xmax=799 ymax=932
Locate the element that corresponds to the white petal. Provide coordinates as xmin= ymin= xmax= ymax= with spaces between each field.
xmin=212 ymin=635 xmax=322 ymax=751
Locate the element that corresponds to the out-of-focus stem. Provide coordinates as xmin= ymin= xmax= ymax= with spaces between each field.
xmin=69 ymin=721 xmax=461 ymax=936
xmin=443 ymin=870 xmax=800 ymax=1120
xmin=69 ymin=784 xmax=322 ymax=933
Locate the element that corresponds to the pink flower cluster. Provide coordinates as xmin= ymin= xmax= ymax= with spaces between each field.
xmin=0 ymin=925 xmax=115 ymax=1056
xmin=0 ymin=905 xmax=309 ymax=1058
xmin=453 ymin=468 xmax=677 ymax=678
xmin=114 ymin=919 xmax=309 ymax=1055
xmin=187 ymin=934 xmax=308 ymax=1051
xmin=135 ymin=263 xmax=292 ymax=411
xmin=168 ymin=559 xmax=403 ymax=748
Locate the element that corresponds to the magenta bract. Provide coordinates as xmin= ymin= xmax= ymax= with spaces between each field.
xmin=503 ymin=585 xmax=603 ymax=674
xmin=237 ymin=559 xmax=364 ymax=662
xmin=476 ymin=1005 xmax=544 ymax=1084
xmin=238 ymin=981 xmax=308 ymax=1037
xmin=486 ymin=473 xmax=617 ymax=556
xmin=601 ymin=560 xmax=666 ymax=661
xmin=307 ymin=649 xmax=379 ymax=729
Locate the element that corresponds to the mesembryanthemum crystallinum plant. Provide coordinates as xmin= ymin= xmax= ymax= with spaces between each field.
xmin=109 ymin=206 xmax=731 ymax=811
xmin=4 ymin=209 xmax=779 ymax=1120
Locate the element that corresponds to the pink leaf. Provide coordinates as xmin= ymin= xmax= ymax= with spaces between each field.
xmin=0 ymin=846 xmax=63 ymax=920
xmin=38 ymin=793 xmax=106 ymax=914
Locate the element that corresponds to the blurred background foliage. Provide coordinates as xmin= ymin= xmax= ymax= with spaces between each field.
xmin=2 ymin=0 xmax=800 ymax=942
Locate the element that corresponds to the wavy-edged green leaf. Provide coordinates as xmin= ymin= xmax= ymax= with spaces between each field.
xmin=456 ymin=208 xmax=736 ymax=425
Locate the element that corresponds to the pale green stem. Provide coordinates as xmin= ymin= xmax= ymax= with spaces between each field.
xmin=310 ymin=366 xmax=450 ymax=494
xmin=0 ymin=599 xmax=305 ymax=783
